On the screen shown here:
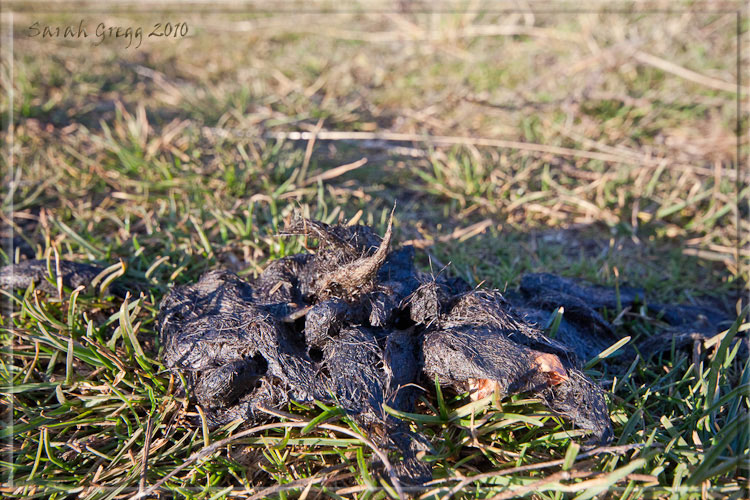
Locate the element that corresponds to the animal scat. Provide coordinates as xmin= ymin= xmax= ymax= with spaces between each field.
xmin=314 ymin=209 xmax=393 ymax=301
xmin=280 ymin=216 xmax=378 ymax=255
xmin=12 ymin=215 xmax=733 ymax=483
xmin=0 ymin=259 xmax=129 ymax=296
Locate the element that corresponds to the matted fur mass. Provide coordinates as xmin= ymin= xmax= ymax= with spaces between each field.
xmin=157 ymin=215 xmax=616 ymax=482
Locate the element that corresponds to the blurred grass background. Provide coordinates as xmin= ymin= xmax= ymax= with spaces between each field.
xmin=1 ymin=1 xmax=748 ymax=498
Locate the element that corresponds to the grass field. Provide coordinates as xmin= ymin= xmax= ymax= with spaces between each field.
xmin=2 ymin=2 xmax=749 ymax=498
